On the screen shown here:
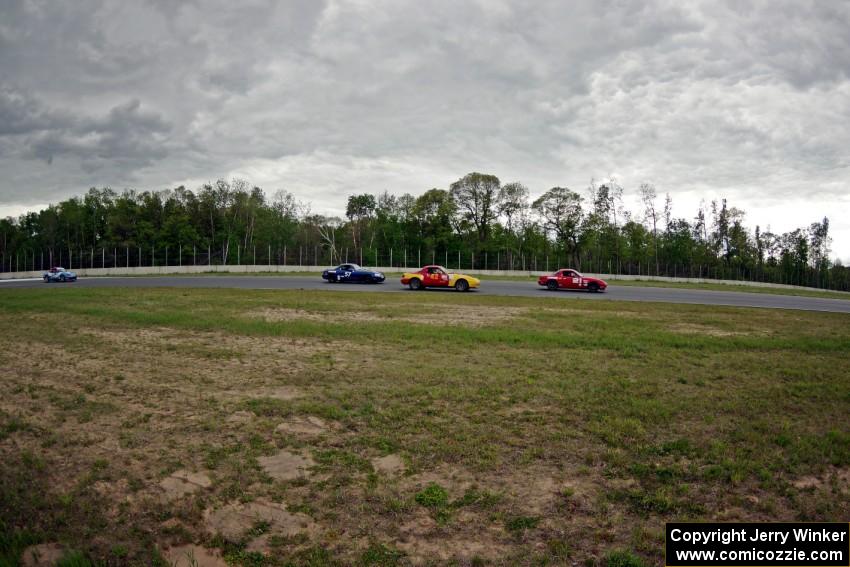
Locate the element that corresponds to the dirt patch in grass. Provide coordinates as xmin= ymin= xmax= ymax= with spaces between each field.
xmin=236 ymin=385 xmax=305 ymax=402
xmin=395 ymin=462 xmax=604 ymax=553
xmin=21 ymin=543 xmax=66 ymax=567
xmin=275 ymin=416 xmax=329 ymax=436
xmin=405 ymin=303 xmax=527 ymax=326
xmin=536 ymin=306 xmax=652 ymax=318
xmin=258 ymin=450 xmax=315 ymax=481
xmin=792 ymin=466 xmax=850 ymax=490
xmin=162 ymin=544 xmax=228 ymax=567
xmin=81 ymin=325 xmax=331 ymax=366
xmin=669 ymin=322 xmax=752 ymax=337
xmin=203 ymin=499 xmax=317 ymax=542
xmin=372 ymin=454 xmax=406 ymax=476
xmin=250 ymin=304 xmax=525 ymax=327
xmin=264 ymin=385 xmax=304 ymax=399
xmin=226 ymin=410 xmax=256 ymax=424
xmin=76 ymin=326 xmax=337 ymax=406
xmin=395 ymin=508 xmax=511 ymax=563
xmin=159 ymin=470 xmax=213 ymax=500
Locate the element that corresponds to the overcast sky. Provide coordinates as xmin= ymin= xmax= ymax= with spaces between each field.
xmin=1 ymin=0 xmax=848 ymax=260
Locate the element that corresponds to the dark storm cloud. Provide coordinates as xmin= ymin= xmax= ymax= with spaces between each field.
xmin=0 ymin=87 xmax=72 ymax=136
xmin=0 ymin=88 xmax=170 ymax=169
xmin=0 ymin=0 xmax=848 ymax=256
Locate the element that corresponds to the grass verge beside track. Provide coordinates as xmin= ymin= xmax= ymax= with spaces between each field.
xmin=607 ymin=279 xmax=850 ymax=300
xmin=130 ymin=270 xmax=850 ymax=300
xmin=0 ymin=287 xmax=848 ymax=566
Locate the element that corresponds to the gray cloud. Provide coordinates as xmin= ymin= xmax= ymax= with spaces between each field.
xmin=0 ymin=88 xmax=171 ymax=171
xmin=0 ymin=0 xmax=849 ymax=257
xmin=0 ymin=87 xmax=72 ymax=135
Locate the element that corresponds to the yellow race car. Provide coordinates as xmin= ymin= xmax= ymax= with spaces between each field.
xmin=400 ymin=265 xmax=481 ymax=292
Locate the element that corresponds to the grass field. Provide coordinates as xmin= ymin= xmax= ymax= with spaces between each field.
xmin=0 ymin=288 xmax=848 ymax=566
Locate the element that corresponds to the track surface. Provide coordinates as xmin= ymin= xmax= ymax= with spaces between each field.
xmin=2 ymin=275 xmax=849 ymax=313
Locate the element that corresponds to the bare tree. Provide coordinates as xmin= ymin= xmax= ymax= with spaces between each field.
xmin=639 ymin=183 xmax=660 ymax=275
xmin=663 ymin=193 xmax=673 ymax=233
xmin=809 ymin=217 xmax=831 ymax=269
xmin=693 ymin=199 xmax=709 ymax=243
xmin=309 ymin=215 xmax=343 ymax=264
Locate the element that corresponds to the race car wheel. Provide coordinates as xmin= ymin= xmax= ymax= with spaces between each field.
xmin=454 ymin=279 xmax=469 ymax=292
xmin=43 ymin=276 xmax=49 ymax=283
xmin=588 ymin=282 xmax=600 ymax=293
xmin=409 ymin=278 xmax=422 ymax=290
xmin=59 ymin=275 xmax=66 ymax=282
xmin=546 ymin=280 xmax=558 ymax=291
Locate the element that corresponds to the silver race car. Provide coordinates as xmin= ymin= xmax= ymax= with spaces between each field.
xmin=43 ymin=267 xmax=78 ymax=283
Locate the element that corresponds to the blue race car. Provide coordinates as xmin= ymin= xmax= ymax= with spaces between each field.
xmin=322 ymin=263 xmax=385 ymax=284
xmin=43 ymin=266 xmax=77 ymax=283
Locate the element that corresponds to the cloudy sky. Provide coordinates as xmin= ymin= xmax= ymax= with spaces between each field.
xmin=1 ymin=0 xmax=849 ymax=260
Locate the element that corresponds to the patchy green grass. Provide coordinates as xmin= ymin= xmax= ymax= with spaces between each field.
xmin=0 ymin=287 xmax=848 ymax=566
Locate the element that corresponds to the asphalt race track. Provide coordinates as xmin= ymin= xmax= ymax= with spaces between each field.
xmin=2 ymin=275 xmax=849 ymax=314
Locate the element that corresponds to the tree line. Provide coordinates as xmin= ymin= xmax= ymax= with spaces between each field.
xmin=1 ymin=172 xmax=846 ymax=290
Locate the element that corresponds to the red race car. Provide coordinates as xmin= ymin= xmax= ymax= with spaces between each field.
xmin=538 ymin=268 xmax=607 ymax=292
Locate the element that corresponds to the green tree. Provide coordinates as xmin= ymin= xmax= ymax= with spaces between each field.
xmin=449 ymin=172 xmax=500 ymax=246
xmin=532 ymin=187 xmax=583 ymax=266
